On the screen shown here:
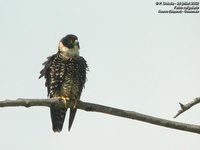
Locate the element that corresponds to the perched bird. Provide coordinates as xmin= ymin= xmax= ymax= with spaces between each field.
xmin=39 ymin=34 xmax=88 ymax=132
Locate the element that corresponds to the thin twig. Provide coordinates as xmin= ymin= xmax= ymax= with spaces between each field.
xmin=0 ymin=98 xmax=200 ymax=134
xmin=174 ymin=97 xmax=200 ymax=118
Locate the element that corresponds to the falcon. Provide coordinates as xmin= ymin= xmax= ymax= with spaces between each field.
xmin=39 ymin=34 xmax=88 ymax=132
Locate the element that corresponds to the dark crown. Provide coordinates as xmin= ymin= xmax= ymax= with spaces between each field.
xmin=60 ymin=34 xmax=79 ymax=49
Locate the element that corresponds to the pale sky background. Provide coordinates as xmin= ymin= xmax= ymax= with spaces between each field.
xmin=0 ymin=0 xmax=200 ymax=149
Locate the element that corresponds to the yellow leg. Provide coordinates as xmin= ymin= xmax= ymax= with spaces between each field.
xmin=56 ymin=96 xmax=69 ymax=108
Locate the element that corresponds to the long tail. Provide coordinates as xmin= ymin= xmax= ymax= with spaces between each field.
xmin=68 ymin=108 xmax=77 ymax=131
xmin=50 ymin=107 xmax=67 ymax=132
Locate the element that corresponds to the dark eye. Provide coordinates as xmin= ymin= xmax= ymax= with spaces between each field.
xmin=68 ymin=40 xmax=72 ymax=44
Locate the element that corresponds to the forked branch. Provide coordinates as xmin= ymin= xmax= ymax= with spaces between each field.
xmin=0 ymin=98 xmax=200 ymax=134
xmin=174 ymin=97 xmax=200 ymax=118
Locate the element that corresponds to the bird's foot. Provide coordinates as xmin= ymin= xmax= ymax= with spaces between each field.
xmin=57 ymin=96 xmax=69 ymax=108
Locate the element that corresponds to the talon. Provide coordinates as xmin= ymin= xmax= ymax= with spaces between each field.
xmin=57 ymin=96 xmax=69 ymax=108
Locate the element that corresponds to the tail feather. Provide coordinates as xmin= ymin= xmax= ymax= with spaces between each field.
xmin=50 ymin=107 xmax=67 ymax=132
xmin=68 ymin=108 xmax=77 ymax=131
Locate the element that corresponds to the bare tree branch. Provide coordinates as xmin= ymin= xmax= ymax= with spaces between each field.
xmin=0 ymin=98 xmax=200 ymax=134
xmin=174 ymin=97 xmax=200 ymax=118
xmin=0 ymin=98 xmax=55 ymax=107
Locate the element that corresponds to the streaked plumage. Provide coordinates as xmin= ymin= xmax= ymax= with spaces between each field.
xmin=39 ymin=34 xmax=88 ymax=132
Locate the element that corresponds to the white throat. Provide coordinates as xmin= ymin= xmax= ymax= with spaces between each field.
xmin=58 ymin=42 xmax=79 ymax=59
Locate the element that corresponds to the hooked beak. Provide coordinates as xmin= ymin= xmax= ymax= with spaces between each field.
xmin=73 ymin=40 xmax=80 ymax=49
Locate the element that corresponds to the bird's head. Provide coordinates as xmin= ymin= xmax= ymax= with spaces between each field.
xmin=58 ymin=34 xmax=80 ymax=59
